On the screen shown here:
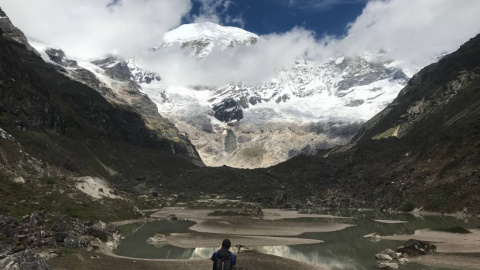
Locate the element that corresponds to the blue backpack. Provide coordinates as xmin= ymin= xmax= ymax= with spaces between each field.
xmin=214 ymin=249 xmax=232 ymax=270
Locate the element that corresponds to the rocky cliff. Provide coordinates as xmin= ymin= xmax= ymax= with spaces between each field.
xmin=32 ymin=46 xmax=201 ymax=162
xmin=0 ymin=7 xmax=201 ymax=222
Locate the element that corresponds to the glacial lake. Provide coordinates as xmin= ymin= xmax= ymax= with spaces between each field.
xmin=115 ymin=211 xmax=480 ymax=270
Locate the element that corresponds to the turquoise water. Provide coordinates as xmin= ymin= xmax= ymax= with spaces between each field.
xmin=115 ymin=211 xmax=480 ymax=269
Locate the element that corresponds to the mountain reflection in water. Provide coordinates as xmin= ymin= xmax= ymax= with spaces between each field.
xmin=254 ymin=245 xmax=357 ymax=270
xmin=116 ymin=213 xmax=480 ymax=269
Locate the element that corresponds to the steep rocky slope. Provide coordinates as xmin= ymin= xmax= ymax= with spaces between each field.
xmin=29 ymin=44 xmax=201 ymax=162
xmin=0 ymin=8 xmax=35 ymax=52
xmin=0 ymin=9 xmax=201 ymax=221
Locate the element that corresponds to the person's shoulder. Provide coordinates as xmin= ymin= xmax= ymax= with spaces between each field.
xmin=231 ymin=252 xmax=236 ymax=257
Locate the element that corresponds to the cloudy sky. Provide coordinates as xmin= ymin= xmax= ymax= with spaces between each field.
xmin=1 ymin=0 xmax=480 ymax=86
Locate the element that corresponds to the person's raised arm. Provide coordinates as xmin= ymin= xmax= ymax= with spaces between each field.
xmin=211 ymin=251 xmax=217 ymax=262
xmin=231 ymin=253 xmax=236 ymax=265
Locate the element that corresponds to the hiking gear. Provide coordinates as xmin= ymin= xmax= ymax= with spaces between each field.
xmin=212 ymin=249 xmax=236 ymax=270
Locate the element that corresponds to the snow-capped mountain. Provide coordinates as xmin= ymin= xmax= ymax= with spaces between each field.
xmin=30 ymin=23 xmax=411 ymax=168
xmin=133 ymin=23 xmax=410 ymax=168
xmin=158 ymin=22 xmax=258 ymax=57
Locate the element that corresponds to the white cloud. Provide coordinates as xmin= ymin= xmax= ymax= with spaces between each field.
xmin=1 ymin=0 xmax=479 ymax=87
xmin=225 ymin=14 xmax=246 ymax=28
xmin=144 ymin=0 xmax=480 ymax=86
xmin=277 ymin=0 xmax=368 ymax=10
xmin=339 ymin=0 xmax=480 ymax=70
xmin=0 ymin=0 xmax=191 ymax=59
xmin=141 ymin=27 xmax=327 ymax=86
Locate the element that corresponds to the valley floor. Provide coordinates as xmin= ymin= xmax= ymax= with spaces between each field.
xmin=46 ymin=208 xmax=480 ymax=270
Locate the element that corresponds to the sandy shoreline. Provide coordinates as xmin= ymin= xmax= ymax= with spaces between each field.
xmin=383 ymin=228 xmax=480 ymax=269
xmin=410 ymin=253 xmax=480 ymax=269
xmin=382 ymin=229 xmax=480 ymax=253
xmin=150 ymin=207 xmax=354 ymax=236
xmin=373 ymin=219 xmax=407 ymax=224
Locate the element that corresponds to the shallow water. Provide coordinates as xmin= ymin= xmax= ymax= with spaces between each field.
xmin=115 ymin=220 xmax=218 ymax=259
xmin=115 ymin=211 xmax=480 ymax=269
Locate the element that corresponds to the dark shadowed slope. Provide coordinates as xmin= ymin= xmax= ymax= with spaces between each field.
xmin=0 ymin=8 xmax=203 ymax=219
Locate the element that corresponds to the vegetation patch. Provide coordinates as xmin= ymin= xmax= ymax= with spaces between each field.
xmin=372 ymin=126 xmax=399 ymax=140
xmin=400 ymin=201 xmax=416 ymax=212
xmin=0 ymin=173 xmax=140 ymax=222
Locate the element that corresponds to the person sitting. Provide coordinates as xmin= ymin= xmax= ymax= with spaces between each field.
xmin=211 ymin=239 xmax=236 ymax=270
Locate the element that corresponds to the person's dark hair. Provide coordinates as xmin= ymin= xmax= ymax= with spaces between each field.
xmin=222 ymin=239 xmax=231 ymax=249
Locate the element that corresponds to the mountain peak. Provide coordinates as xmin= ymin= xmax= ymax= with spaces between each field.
xmin=163 ymin=22 xmax=258 ymax=43
xmin=161 ymin=22 xmax=259 ymax=57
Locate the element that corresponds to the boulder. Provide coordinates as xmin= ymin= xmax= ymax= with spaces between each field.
xmin=50 ymin=220 xmax=68 ymax=233
xmin=0 ymin=243 xmax=13 ymax=260
xmin=398 ymin=258 xmax=409 ymax=264
xmin=377 ymin=262 xmax=399 ymax=270
xmin=54 ymin=232 xmax=68 ymax=243
xmin=86 ymin=227 xmax=108 ymax=242
xmin=86 ymin=238 xmax=102 ymax=252
xmin=381 ymin=248 xmax=398 ymax=259
xmin=63 ymin=235 xmax=81 ymax=249
xmin=28 ymin=212 xmax=44 ymax=227
xmin=364 ymin=232 xmax=381 ymax=241
xmin=166 ymin=214 xmax=178 ymax=222
xmin=0 ymin=216 xmax=18 ymax=238
xmin=0 ymin=250 xmax=53 ymax=270
xmin=375 ymin=253 xmax=392 ymax=261
xmin=397 ymin=239 xmax=436 ymax=255
xmin=146 ymin=234 xmax=166 ymax=248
